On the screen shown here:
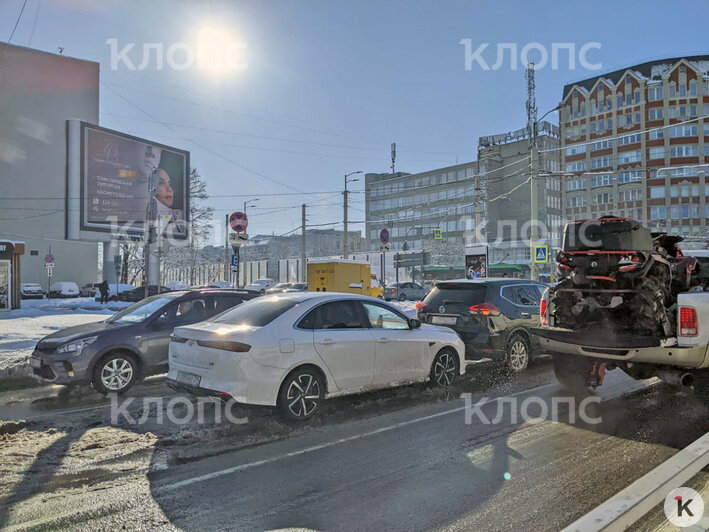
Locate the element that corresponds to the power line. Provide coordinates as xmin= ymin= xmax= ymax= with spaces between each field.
xmin=6 ymin=0 xmax=28 ymax=43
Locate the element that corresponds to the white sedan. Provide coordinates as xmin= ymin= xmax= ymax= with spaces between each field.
xmin=166 ymin=292 xmax=465 ymax=420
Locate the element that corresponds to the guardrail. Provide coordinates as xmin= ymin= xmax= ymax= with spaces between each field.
xmin=563 ymin=432 xmax=709 ymax=531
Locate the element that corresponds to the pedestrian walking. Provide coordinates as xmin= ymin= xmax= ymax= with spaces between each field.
xmin=99 ymin=280 xmax=109 ymax=304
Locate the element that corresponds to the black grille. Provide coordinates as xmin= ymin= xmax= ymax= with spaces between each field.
xmin=33 ymin=365 xmax=56 ymax=380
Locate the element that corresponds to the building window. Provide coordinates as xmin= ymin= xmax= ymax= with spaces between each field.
xmin=591 ymin=174 xmax=613 ymax=187
xmin=618 ymin=170 xmax=642 ymax=183
xmin=591 ymin=139 xmax=612 ymax=151
xmin=649 ymin=147 xmax=665 ymax=160
xmin=618 ymin=150 xmax=642 ymax=164
xmin=649 ymin=129 xmax=664 ymax=140
xmin=651 ymin=206 xmax=666 ymax=220
xmin=669 ymin=125 xmax=698 ymax=138
xmin=618 ymin=133 xmax=641 ymax=146
xmin=594 ymin=192 xmax=613 ymax=205
xmin=647 ymin=86 xmax=663 ymax=101
xmin=591 ymin=156 xmax=613 ymax=169
xmin=566 ymin=161 xmax=587 ymax=172
xmin=650 ymin=186 xmax=665 ymax=199
xmin=565 ymin=144 xmax=586 ymax=156
xmin=670 ymin=145 xmax=698 ymax=157
xmin=648 ymin=108 xmax=664 ymax=121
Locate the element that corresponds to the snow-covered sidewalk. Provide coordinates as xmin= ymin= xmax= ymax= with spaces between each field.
xmin=0 ymin=298 xmax=130 ymax=383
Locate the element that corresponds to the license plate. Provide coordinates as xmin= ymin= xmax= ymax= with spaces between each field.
xmin=30 ymin=357 xmax=42 ymax=368
xmin=176 ymin=371 xmax=201 ymax=387
xmin=431 ymin=315 xmax=457 ymax=326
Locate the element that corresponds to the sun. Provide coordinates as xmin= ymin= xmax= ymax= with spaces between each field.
xmin=195 ymin=25 xmax=247 ymax=76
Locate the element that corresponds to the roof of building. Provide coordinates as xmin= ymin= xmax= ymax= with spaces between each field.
xmin=562 ymin=55 xmax=709 ymax=98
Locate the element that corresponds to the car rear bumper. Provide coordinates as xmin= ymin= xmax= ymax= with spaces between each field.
xmin=534 ymin=327 xmax=709 ymax=369
xmin=168 ymin=343 xmax=284 ymax=406
xmin=21 ymin=293 xmax=44 ymax=299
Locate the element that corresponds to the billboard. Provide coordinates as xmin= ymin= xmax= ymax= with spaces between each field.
xmin=67 ymin=121 xmax=189 ymax=241
xmin=465 ymin=244 xmax=488 ymax=279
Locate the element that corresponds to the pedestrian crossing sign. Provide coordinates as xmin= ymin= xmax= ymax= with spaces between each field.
xmin=534 ymin=245 xmax=549 ymax=263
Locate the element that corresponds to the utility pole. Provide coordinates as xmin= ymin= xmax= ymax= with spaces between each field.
xmin=343 ymin=171 xmax=362 ymax=260
xmin=301 ymin=203 xmax=307 ymax=282
xmin=343 ymin=184 xmax=348 ymax=259
xmin=526 ymin=62 xmax=540 ymax=281
xmin=224 ymin=213 xmax=229 ymax=283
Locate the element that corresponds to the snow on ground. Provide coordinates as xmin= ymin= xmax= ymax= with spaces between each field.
xmin=389 ymin=300 xmax=419 ymax=318
xmin=0 ymin=298 xmax=129 ymax=381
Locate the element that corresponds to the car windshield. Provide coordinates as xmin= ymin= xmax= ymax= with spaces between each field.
xmin=107 ymin=293 xmax=180 ymax=324
xmin=210 ymin=296 xmax=300 ymax=326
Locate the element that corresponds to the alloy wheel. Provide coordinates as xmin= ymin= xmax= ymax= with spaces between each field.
xmin=433 ymin=352 xmax=457 ymax=386
xmin=286 ymin=373 xmax=321 ymax=417
xmin=508 ymin=339 xmax=528 ymax=372
xmin=100 ymin=358 xmax=134 ymax=391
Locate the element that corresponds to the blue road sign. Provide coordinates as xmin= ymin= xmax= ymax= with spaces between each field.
xmin=534 ymin=245 xmax=549 ymax=264
xmin=231 ymin=254 xmax=239 ymax=267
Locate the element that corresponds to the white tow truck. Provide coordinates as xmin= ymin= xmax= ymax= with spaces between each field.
xmin=536 ymin=289 xmax=709 ymax=406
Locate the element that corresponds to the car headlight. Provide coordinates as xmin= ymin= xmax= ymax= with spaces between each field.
xmin=56 ymin=336 xmax=98 ymax=355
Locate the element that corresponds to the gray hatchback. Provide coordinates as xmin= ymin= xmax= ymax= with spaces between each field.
xmin=30 ymin=289 xmax=256 ymax=394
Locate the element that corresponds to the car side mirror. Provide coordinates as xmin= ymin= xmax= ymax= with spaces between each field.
xmin=408 ymin=318 xmax=421 ymax=329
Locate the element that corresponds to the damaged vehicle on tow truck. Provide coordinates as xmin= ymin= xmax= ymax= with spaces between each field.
xmin=535 ymin=216 xmax=709 ymax=405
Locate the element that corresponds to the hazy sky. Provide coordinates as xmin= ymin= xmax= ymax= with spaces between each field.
xmin=2 ymin=0 xmax=708 ymax=243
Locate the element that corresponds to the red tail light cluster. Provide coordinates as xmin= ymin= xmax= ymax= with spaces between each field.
xmin=540 ymin=298 xmax=548 ymax=325
xmin=679 ymin=306 xmax=698 ymax=336
xmin=415 ymin=301 xmax=426 ymax=310
xmin=468 ymin=303 xmax=501 ymax=316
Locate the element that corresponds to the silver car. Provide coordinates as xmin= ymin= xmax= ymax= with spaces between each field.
xmin=384 ymin=282 xmax=427 ymax=301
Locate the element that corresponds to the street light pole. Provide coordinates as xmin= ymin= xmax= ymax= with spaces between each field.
xmin=343 ymin=171 xmax=362 ymax=259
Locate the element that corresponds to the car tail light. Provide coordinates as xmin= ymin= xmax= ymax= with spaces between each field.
xmin=540 ymin=298 xmax=548 ymax=325
xmin=196 ymin=339 xmax=252 ymax=352
xmin=679 ymin=307 xmax=698 ymax=336
xmin=415 ymin=301 xmax=425 ymax=310
xmin=468 ymin=303 xmax=501 ymax=316
xmin=170 ymin=334 xmax=188 ymax=343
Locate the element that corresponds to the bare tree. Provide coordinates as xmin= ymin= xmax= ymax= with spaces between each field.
xmin=162 ymin=168 xmax=214 ymax=285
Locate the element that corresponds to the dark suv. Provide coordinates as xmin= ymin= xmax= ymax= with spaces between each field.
xmin=417 ymin=279 xmax=547 ymax=373
xmin=30 ymin=289 xmax=257 ymax=395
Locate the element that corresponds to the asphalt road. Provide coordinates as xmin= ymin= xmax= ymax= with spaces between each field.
xmin=1 ymin=365 xmax=706 ymax=531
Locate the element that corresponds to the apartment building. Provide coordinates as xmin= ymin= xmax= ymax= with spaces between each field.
xmin=560 ymin=56 xmax=709 ymax=238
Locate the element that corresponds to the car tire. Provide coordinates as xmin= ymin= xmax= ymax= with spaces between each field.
xmin=552 ymin=353 xmax=592 ymax=390
xmin=398 ymin=294 xmax=407 ymax=301
xmin=430 ymin=349 xmax=459 ymax=387
xmin=277 ymin=367 xmax=325 ymax=421
xmin=505 ymin=333 xmax=530 ymax=374
xmin=91 ymin=352 xmax=139 ymax=395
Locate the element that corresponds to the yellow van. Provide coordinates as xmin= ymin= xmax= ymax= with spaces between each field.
xmin=307 ymin=260 xmax=372 ymax=296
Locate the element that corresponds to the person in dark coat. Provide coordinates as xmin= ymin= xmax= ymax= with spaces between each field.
xmin=99 ymin=280 xmax=110 ymax=304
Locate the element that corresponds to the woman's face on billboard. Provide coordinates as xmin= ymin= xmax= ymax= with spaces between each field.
xmin=156 ymin=168 xmax=174 ymax=207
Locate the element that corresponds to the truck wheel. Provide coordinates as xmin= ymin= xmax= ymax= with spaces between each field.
xmin=552 ymin=354 xmax=592 ymax=390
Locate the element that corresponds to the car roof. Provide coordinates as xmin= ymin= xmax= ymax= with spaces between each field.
xmin=258 ymin=291 xmax=389 ymax=304
xmin=434 ymin=278 xmax=541 ymax=285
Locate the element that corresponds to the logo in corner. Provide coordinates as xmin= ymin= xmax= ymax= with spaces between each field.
xmin=664 ymin=487 xmax=703 ymax=528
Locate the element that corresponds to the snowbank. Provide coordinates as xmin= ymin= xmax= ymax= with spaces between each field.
xmin=0 ymin=300 xmax=128 ymax=385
